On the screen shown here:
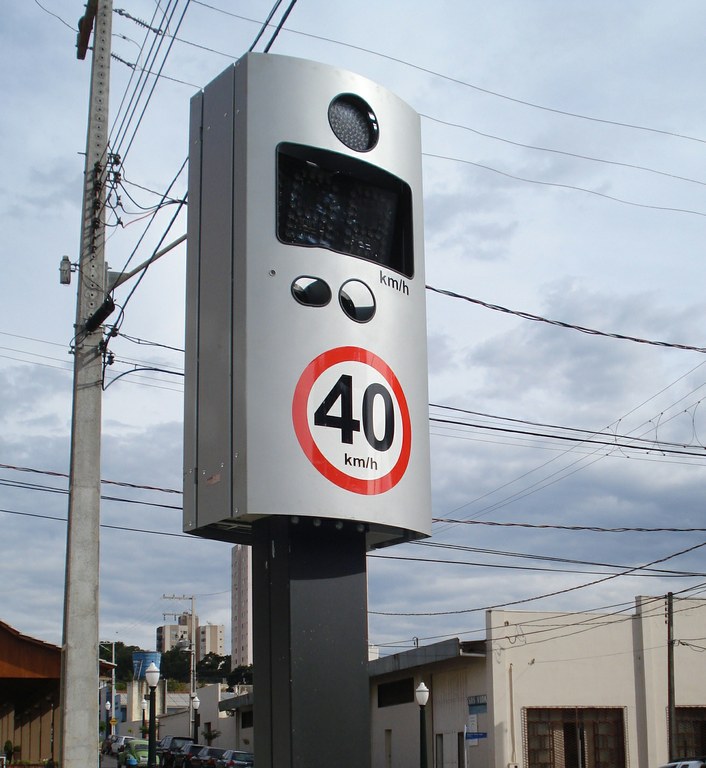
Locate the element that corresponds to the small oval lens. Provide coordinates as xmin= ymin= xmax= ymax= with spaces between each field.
xmin=339 ymin=280 xmax=376 ymax=322
xmin=291 ymin=276 xmax=332 ymax=307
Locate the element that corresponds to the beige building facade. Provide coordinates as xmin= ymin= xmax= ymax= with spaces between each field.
xmin=231 ymin=545 xmax=253 ymax=668
xmin=369 ymin=595 xmax=706 ymax=768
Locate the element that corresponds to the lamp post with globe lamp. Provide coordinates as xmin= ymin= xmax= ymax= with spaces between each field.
xmin=192 ymin=695 xmax=200 ymax=743
xmin=141 ymin=698 xmax=148 ymax=736
xmin=145 ymin=663 xmax=160 ymax=768
xmin=415 ymin=682 xmax=429 ymax=768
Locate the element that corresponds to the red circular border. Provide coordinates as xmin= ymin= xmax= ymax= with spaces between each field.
xmin=292 ymin=346 xmax=412 ymax=495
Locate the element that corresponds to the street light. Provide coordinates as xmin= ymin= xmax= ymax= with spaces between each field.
xmin=141 ymin=698 xmax=148 ymax=734
xmin=145 ymin=662 xmax=160 ymax=768
xmin=415 ymin=682 xmax=429 ymax=768
xmin=105 ymin=699 xmax=111 ymax=738
xmin=192 ymin=695 xmax=200 ymax=743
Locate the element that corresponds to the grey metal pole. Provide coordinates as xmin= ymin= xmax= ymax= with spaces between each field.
xmin=192 ymin=709 xmax=199 ymax=744
xmin=148 ymin=686 xmax=157 ymax=768
xmin=420 ymin=705 xmax=428 ymax=768
xmin=60 ymin=2 xmax=111 ymax=767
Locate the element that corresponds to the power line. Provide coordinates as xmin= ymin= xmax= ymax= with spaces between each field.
xmin=420 ymin=113 xmax=706 ymax=189
xmin=262 ymin=0 xmax=299 ymax=53
xmin=7 ymin=457 xmax=706 ymax=536
xmin=430 ymin=415 xmax=706 ymax=459
xmin=0 ymin=462 xmax=181 ymax=495
xmin=190 ymin=0 xmax=706 ymax=145
xmin=111 ymin=0 xmax=186 ymax=162
xmin=127 ymin=11 xmax=706 ymax=201
xmin=4 ymin=326 xmax=705 ymax=459
xmin=425 ymin=152 xmax=706 ymax=219
xmin=33 ymin=0 xmax=74 ymax=31
xmin=370 ymin=539 xmax=706 ymax=616
xmin=433 ymin=518 xmax=706 ymax=534
xmin=110 ymin=1 xmax=171 ymax=151
xmin=6 ymin=499 xmax=706 ymax=581
xmin=426 ymin=284 xmax=706 ymax=353
xmin=248 ymin=0 xmax=286 ymax=52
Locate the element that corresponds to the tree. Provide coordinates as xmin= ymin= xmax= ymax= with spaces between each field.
xmin=196 ymin=653 xmax=231 ymax=682
xmin=99 ymin=641 xmax=145 ymax=683
xmin=159 ymin=647 xmax=190 ymax=682
xmin=227 ymin=665 xmax=253 ymax=687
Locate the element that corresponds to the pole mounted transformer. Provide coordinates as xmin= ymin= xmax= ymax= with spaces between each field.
xmin=184 ymin=54 xmax=431 ymax=768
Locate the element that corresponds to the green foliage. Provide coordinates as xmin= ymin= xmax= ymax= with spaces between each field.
xmin=99 ymin=641 xmax=145 ymax=683
xmin=159 ymin=647 xmax=190 ymax=682
xmin=226 ymin=665 xmax=253 ymax=687
xmin=196 ymin=653 xmax=231 ymax=682
xmin=201 ymin=728 xmax=221 ymax=746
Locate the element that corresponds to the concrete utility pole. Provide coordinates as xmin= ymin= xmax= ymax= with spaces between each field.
xmin=667 ymin=592 xmax=676 ymax=761
xmin=60 ymin=2 xmax=112 ymax=766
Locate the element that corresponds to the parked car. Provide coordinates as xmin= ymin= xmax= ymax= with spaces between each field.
xmin=217 ymin=749 xmax=254 ymax=768
xmin=659 ymin=762 xmax=706 ymax=768
xmin=173 ymin=743 xmax=205 ymax=768
xmin=118 ymin=739 xmax=149 ymax=767
xmin=190 ymin=746 xmax=227 ymax=768
xmin=158 ymin=736 xmax=194 ymax=768
xmin=111 ymin=736 xmax=135 ymax=756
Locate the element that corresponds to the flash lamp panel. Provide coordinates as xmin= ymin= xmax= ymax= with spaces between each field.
xmin=276 ymin=142 xmax=414 ymax=279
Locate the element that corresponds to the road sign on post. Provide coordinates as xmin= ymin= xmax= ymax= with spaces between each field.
xmin=184 ymin=53 xmax=430 ymax=548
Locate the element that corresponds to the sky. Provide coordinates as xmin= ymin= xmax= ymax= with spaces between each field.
xmin=2 ymin=0 xmax=706 ymax=658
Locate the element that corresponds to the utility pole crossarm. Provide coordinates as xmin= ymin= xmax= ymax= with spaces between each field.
xmin=76 ymin=0 xmax=99 ymax=60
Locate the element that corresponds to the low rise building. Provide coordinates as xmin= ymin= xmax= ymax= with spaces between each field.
xmin=368 ymin=595 xmax=706 ymax=768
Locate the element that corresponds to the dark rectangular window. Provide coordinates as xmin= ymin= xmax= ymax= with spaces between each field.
xmin=675 ymin=706 xmax=706 ymax=758
xmin=241 ymin=710 xmax=253 ymax=729
xmin=525 ymin=707 xmax=626 ymax=768
xmin=277 ymin=142 xmax=414 ymax=278
xmin=377 ymin=677 xmax=415 ymax=708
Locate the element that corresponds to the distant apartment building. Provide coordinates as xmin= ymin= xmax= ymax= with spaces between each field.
xmin=231 ymin=544 xmax=253 ymax=667
xmin=199 ymin=623 xmax=225 ymax=659
xmin=156 ymin=611 xmax=196 ymax=653
xmin=157 ymin=612 xmax=224 ymax=661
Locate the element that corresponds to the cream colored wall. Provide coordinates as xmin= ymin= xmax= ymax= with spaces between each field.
xmin=635 ymin=595 xmax=706 ymax=766
xmin=433 ymin=665 xmax=489 ymax=768
xmin=370 ymin=675 xmax=430 ymax=768
xmin=487 ymin=597 xmax=706 ymax=768
xmin=370 ymin=661 xmax=488 ymax=768
xmin=488 ymin=606 xmax=639 ymax=768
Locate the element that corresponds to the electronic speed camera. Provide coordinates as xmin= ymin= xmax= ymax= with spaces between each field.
xmin=183 ymin=53 xmax=430 ymax=549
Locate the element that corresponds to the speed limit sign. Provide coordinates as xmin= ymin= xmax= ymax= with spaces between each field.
xmin=292 ymin=346 xmax=411 ymax=495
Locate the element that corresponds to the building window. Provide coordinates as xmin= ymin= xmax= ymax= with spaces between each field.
xmin=673 ymin=706 xmax=706 ymax=758
xmin=435 ymin=734 xmax=444 ymax=767
xmin=524 ymin=707 xmax=626 ymax=768
xmin=377 ymin=678 xmax=414 ymax=708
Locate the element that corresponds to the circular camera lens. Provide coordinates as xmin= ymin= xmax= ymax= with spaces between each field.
xmin=339 ymin=279 xmax=376 ymax=323
xmin=291 ymin=276 xmax=332 ymax=307
xmin=328 ymin=94 xmax=379 ymax=152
